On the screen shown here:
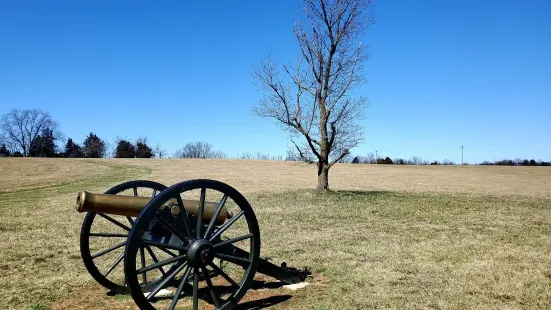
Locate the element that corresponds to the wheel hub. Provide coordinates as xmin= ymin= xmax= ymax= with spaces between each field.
xmin=187 ymin=239 xmax=214 ymax=266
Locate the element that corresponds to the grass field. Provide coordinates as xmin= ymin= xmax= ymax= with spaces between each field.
xmin=1 ymin=158 xmax=550 ymax=310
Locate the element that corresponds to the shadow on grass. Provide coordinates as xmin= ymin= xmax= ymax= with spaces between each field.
xmin=235 ymin=294 xmax=292 ymax=310
xmin=330 ymin=190 xmax=391 ymax=197
xmin=306 ymin=189 xmax=394 ymax=202
xmin=149 ymin=279 xmax=293 ymax=309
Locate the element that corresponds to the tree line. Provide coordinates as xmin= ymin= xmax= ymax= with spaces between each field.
xmin=348 ymin=154 xmax=550 ymax=166
xmin=479 ymin=159 xmax=550 ymax=166
xmin=1 ymin=109 xmax=549 ymax=165
xmin=350 ymin=154 xmax=455 ymax=165
xmin=0 ymin=109 xmax=163 ymax=159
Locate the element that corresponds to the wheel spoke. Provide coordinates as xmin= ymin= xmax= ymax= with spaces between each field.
xmin=209 ymin=263 xmax=239 ymax=287
xmin=213 ymin=234 xmax=253 ymax=248
xmin=202 ymin=266 xmax=221 ymax=308
xmin=146 ymin=262 xmax=188 ymax=301
xmin=169 ymin=265 xmax=192 ymax=310
xmin=89 ymin=232 xmax=127 ymax=238
xmin=175 ymin=195 xmax=193 ymax=239
xmin=152 ymin=189 xmax=158 ymax=197
xmin=193 ymin=267 xmax=199 ymax=310
xmin=140 ymin=247 xmax=148 ymax=284
xmin=103 ymin=252 xmax=124 ymax=277
xmin=196 ymin=188 xmax=207 ymax=238
xmin=126 ymin=216 xmax=134 ymax=225
xmin=142 ymin=240 xmax=187 ymax=252
xmin=145 ymin=245 xmax=166 ymax=276
xmin=144 ymin=242 xmax=177 ymax=257
xmin=215 ymin=253 xmax=251 ymax=266
xmin=92 ymin=241 xmax=126 ymax=259
xmin=203 ymin=195 xmax=228 ymax=239
xmin=137 ymin=254 xmax=187 ymax=274
xmin=209 ymin=210 xmax=244 ymax=242
xmin=133 ymin=186 xmax=138 ymax=196
xmin=98 ymin=213 xmax=130 ymax=231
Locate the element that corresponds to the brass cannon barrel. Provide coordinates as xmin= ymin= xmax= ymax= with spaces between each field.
xmin=76 ymin=191 xmax=232 ymax=225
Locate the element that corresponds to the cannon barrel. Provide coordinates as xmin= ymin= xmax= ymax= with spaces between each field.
xmin=76 ymin=191 xmax=232 ymax=225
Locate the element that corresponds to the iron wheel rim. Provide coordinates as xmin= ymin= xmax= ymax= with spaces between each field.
xmin=125 ymin=179 xmax=261 ymax=310
xmin=80 ymin=180 xmax=168 ymax=294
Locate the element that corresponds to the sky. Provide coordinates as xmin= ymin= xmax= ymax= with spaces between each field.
xmin=0 ymin=0 xmax=549 ymax=163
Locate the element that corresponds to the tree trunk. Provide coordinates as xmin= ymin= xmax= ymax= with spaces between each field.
xmin=316 ymin=163 xmax=329 ymax=191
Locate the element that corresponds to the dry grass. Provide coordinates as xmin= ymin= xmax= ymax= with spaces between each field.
xmin=0 ymin=158 xmax=550 ymax=310
xmin=126 ymin=158 xmax=551 ymax=198
xmin=0 ymin=158 xmax=112 ymax=193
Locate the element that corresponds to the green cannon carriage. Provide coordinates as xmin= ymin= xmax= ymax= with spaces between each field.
xmin=77 ymin=179 xmax=310 ymax=310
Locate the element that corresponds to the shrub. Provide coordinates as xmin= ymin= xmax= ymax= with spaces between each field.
xmin=115 ymin=140 xmax=135 ymax=158
xmin=135 ymin=138 xmax=154 ymax=158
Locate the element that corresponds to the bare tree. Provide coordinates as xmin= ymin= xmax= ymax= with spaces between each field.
xmin=0 ymin=109 xmax=60 ymax=157
xmin=154 ymin=143 xmax=167 ymax=159
xmin=365 ymin=152 xmax=375 ymax=164
xmin=408 ymin=156 xmax=423 ymax=165
xmin=236 ymin=152 xmax=281 ymax=160
xmin=210 ymin=150 xmax=227 ymax=159
xmin=174 ymin=141 xmax=226 ymax=159
xmin=253 ymin=0 xmax=373 ymax=190
xmin=337 ymin=153 xmax=353 ymax=163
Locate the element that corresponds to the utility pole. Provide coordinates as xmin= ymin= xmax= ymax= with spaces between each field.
xmin=461 ymin=145 xmax=464 ymax=165
xmin=375 ymin=150 xmax=378 ymax=164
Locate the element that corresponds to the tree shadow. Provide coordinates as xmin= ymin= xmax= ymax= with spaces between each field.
xmin=327 ymin=189 xmax=391 ymax=197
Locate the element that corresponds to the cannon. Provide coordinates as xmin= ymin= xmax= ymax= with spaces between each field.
xmin=77 ymin=179 xmax=310 ymax=310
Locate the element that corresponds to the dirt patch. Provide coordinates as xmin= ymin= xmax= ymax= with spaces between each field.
xmin=49 ymin=285 xmax=136 ymax=310
xmin=47 ymin=273 xmax=318 ymax=310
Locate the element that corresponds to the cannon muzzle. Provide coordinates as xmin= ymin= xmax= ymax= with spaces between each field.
xmin=76 ymin=191 xmax=232 ymax=225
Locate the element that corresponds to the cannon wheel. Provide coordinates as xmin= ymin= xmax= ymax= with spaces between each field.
xmin=125 ymin=179 xmax=261 ymax=310
xmin=80 ymin=180 xmax=168 ymax=294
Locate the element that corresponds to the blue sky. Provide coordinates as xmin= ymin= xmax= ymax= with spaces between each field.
xmin=1 ymin=0 xmax=549 ymax=163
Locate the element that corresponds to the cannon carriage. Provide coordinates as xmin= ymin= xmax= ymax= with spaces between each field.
xmin=77 ymin=179 xmax=310 ymax=310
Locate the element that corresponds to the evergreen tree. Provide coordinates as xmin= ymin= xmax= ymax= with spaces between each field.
xmin=115 ymin=140 xmax=136 ymax=158
xmin=0 ymin=144 xmax=10 ymax=157
xmin=83 ymin=133 xmax=105 ymax=158
xmin=64 ymin=138 xmax=84 ymax=158
xmin=135 ymin=138 xmax=153 ymax=158
xmin=29 ymin=127 xmax=57 ymax=157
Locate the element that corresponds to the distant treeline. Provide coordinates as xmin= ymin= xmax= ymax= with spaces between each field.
xmin=349 ymin=154 xmax=456 ymax=165
xmin=479 ymin=159 xmax=550 ymax=166
xmin=1 ymin=109 xmax=549 ymax=165
xmin=2 ymin=138 xmax=549 ymax=167
xmin=349 ymin=154 xmax=550 ymax=166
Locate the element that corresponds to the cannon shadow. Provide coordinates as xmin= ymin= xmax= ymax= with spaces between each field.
xmin=150 ymin=279 xmax=294 ymax=309
xmin=235 ymin=294 xmax=293 ymax=310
